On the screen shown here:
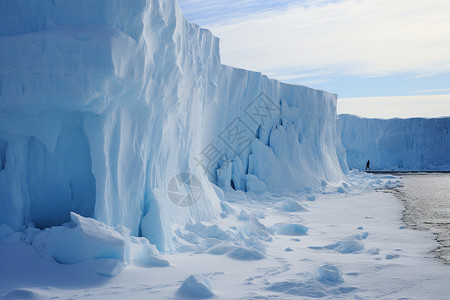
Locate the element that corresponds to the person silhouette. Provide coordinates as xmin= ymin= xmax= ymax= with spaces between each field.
xmin=365 ymin=160 xmax=370 ymax=170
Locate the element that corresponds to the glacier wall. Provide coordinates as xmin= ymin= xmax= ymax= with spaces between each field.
xmin=340 ymin=114 xmax=450 ymax=171
xmin=0 ymin=0 xmax=346 ymax=250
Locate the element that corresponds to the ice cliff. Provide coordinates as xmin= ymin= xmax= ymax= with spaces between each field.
xmin=0 ymin=0 xmax=347 ymax=250
xmin=340 ymin=114 xmax=450 ymax=171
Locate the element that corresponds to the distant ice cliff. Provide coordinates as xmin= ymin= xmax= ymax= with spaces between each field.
xmin=340 ymin=114 xmax=450 ymax=171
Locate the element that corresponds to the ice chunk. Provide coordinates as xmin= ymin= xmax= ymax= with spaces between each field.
xmin=176 ymin=274 xmax=215 ymax=299
xmin=238 ymin=209 xmax=250 ymax=221
xmin=241 ymin=217 xmax=273 ymax=241
xmin=310 ymin=232 xmax=368 ymax=254
xmin=317 ymin=264 xmax=344 ymax=284
xmin=216 ymin=161 xmax=232 ymax=191
xmin=227 ymin=247 xmax=265 ymax=261
xmin=306 ymin=194 xmax=316 ymax=201
xmin=185 ymin=223 xmax=232 ymax=241
xmin=231 ymin=156 xmax=246 ymax=191
xmin=200 ymin=238 xmax=222 ymax=248
xmin=236 ymin=232 xmax=267 ymax=255
xmin=129 ymin=237 xmax=169 ymax=267
xmin=41 ymin=213 xmax=126 ymax=264
xmin=366 ymin=248 xmax=381 ymax=255
xmin=274 ymin=199 xmax=307 ymax=212
xmin=220 ymin=201 xmax=235 ymax=218
xmin=333 ymin=240 xmax=364 ymax=254
xmin=208 ymin=245 xmax=237 ymax=255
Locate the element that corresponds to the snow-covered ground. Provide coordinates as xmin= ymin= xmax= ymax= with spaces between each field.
xmin=1 ymin=172 xmax=449 ymax=299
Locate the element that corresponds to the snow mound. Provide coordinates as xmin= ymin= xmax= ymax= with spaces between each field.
xmin=317 ymin=264 xmax=344 ymax=284
xmin=38 ymin=213 xmax=126 ymax=264
xmin=185 ymin=223 xmax=232 ymax=241
xmin=272 ymin=223 xmax=309 ymax=236
xmin=340 ymin=114 xmax=450 ymax=171
xmin=274 ymin=199 xmax=307 ymax=212
xmin=175 ymin=214 xmax=267 ymax=260
xmin=207 ymin=245 xmax=237 ymax=255
xmin=176 ymin=274 xmax=214 ymax=299
xmin=267 ymin=264 xmax=354 ymax=298
xmin=241 ymin=217 xmax=273 ymax=241
xmin=227 ymin=247 xmax=265 ymax=261
xmin=129 ymin=236 xmax=170 ymax=267
xmin=14 ymin=213 xmax=167 ymax=276
xmin=0 ymin=289 xmax=42 ymax=300
xmin=385 ymin=253 xmax=401 ymax=260
xmin=309 ymin=232 xmax=369 ymax=254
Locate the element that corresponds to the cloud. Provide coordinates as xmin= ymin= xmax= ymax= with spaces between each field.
xmin=178 ymin=0 xmax=304 ymax=25
xmin=338 ymin=94 xmax=450 ymax=118
xmin=202 ymin=0 xmax=450 ymax=78
xmin=411 ymin=88 xmax=450 ymax=95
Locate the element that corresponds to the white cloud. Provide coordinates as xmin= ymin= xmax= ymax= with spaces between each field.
xmin=207 ymin=0 xmax=450 ymax=78
xmin=179 ymin=0 xmax=302 ymax=25
xmin=338 ymin=94 xmax=450 ymax=119
xmin=412 ymin=88 xmax=450 ymax=95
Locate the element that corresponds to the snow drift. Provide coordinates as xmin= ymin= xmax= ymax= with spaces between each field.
xmin=0 ymin=0 xmax=347 ymax=250
xmin=340 ymin=114 xmax=450 ymax=171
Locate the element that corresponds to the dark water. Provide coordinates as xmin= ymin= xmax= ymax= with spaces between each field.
xmin=393 ymin=173 xmax=450 ymax=264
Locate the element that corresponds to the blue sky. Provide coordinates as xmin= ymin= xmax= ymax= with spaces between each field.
xmin=178 ymin=0 xmax=450 ymax=118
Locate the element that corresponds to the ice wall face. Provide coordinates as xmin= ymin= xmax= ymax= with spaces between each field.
xmin=340 ymin=114 xmax=450 ymax=171
xmin=0 ymin=0 xmax=346 ymax=250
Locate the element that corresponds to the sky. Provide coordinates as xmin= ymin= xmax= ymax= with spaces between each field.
xmin=178 ymin=0 xmax=450 ymax=118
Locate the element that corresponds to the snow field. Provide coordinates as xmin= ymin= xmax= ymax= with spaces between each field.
xmin=1 ymin=172 xmax=449 ymax=299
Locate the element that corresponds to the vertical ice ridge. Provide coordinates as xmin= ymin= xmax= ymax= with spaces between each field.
xmin=0 ymin=0 xmax=347 ymax=249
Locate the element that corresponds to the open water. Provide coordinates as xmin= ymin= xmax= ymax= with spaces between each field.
xmin=393 ymin=173 xmax=450 ymax=264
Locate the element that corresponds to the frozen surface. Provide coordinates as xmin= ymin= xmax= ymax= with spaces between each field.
xmin=176 ymin=274 xmax=215 ymax=299
xmin=0 ymin=0 xmax=346 ymax=251
xmin=340 ymin=114 xmax=450 ymax=171
xmin=1 ymin=172 xmax=449 ymax=299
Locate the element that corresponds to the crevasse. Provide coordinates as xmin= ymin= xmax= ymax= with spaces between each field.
xmin=0 ymin=0 xmax=347 ymax=250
